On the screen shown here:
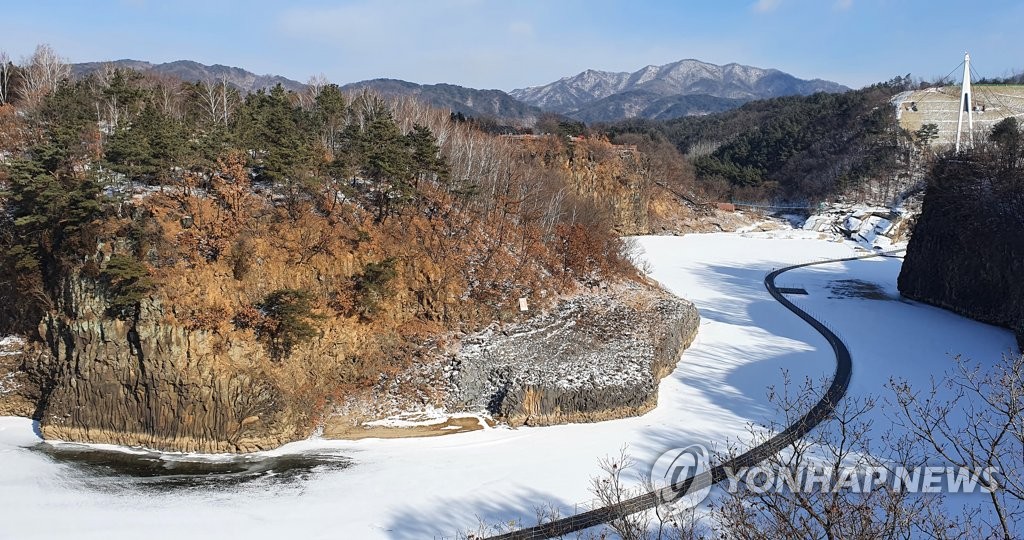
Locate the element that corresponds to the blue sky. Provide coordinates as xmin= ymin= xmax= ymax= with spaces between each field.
xmin=4 ymin=0 xmax=1022 ymax=90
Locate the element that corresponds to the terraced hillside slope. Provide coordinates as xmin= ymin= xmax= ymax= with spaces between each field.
xmin=894 ymin=85 xmax=1024 ymax=146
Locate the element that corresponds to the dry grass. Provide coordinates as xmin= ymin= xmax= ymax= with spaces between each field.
xmin=321 ymin=415 xmax=493 ymax=440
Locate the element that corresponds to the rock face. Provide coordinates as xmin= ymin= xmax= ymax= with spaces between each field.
xmin=0 ymin=336 xmax=38 ymax=418
xmin=449 ymin=282 xmax=700 ymax=425
xmin=898 ymin=159 xmax=1024 ymax=350
xmin=12 ymin=273 xmax=700 ymax=451
xmin=33 ymin=278 xmax=304 ymax=453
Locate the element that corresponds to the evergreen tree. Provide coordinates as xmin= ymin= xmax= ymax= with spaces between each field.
xmin=100 ymin=69 xmax=146 ymax=129
xmin=236 ymin=85 xmax=316 ymax=213
xmin=5 ymin=157 xmax=103 ymax=265
xmin=137 ymin=103 xmax=184 ymax=183
xmin=104 ymin=117 xmax=152 ymax=181
xmin=313 ymin=83 xmax=346 ymax=155
xmin=989 ymin=117 xmax=1022 ymax=175
xmin=104 ymin=102 xmax=185 ymax=184
xmin=406 ymin=124 xmax=448 ymax=188
xmin=359 ymin=111 xmax=411 ymax=223
xmin=99 ymin=254 xmax=154 ymax=319
xmin=1 ymin=81 xmax=109 ymax=329
xmin=258 ymin=288 xmax=321 ymax=360
xmin=32 ymin=79 xmax=100 ymax=172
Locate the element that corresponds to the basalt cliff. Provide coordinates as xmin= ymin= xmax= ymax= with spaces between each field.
xmin=898 ymin=141 xmax=1024 ymax=350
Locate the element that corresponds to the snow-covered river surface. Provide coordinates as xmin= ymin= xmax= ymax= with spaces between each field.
xmin=0 ymin=232 xmax=1017 ymax=539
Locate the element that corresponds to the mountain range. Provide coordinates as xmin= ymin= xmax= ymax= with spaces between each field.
xmin=71 ymin=59 xmax=306 ymax=93
xmin=71 ymin=58 xmax=848 ymax=123
xmin=509 ymin=59 xmax=848 ymax=119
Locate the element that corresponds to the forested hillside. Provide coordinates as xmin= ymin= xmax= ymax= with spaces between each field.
xmin=606 ymin=77 xmax=919 ymax=203
xmin=0 ymin=45 xmax=667 ymax=451
xmin=340 ymin=78 xmax=542 ymax=124
xmin=71 ymin=59 xmax=306 ymax=93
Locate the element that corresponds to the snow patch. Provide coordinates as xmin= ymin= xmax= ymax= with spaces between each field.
xmin=0 ymin=335 xmax=26 ymax=357
xmin=361 ymin=407 xmax=489 ymax=429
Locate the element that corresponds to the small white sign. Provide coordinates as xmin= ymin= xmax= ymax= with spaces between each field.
xmin=518 ymin=297 xmax=529 ymax=312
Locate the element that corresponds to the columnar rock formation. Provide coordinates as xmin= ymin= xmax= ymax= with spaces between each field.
xmin=35 ymin=278 xmax=306 ymax=453
xmin=898 ymin=156 xmax=1024 ymax=350
xmin=450 ymin=283 xmax=700 ymax=425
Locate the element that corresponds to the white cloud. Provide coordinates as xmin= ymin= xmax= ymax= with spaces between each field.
xmin=752 ymin=0 xmax=781 ymax=13
xmin=834 ymin=0 xmax=853 ymax=10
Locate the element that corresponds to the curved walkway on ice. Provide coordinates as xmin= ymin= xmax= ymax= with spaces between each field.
xmin=485 ymin=251 xmax=896 ymax=539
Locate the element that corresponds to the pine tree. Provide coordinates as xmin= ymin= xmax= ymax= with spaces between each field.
xmin=258 ymin=288 xmax=322 ymax=360
xmin=99 ymin=254 xmax=154 ymax=319
xmin=33 ymin=78 xmax=100 ymax=172
xmin=359 ymin=111 xmax=411 ymax=223
xmin=989 ymin=117 xmax=1022 ymax=175
xmin=6 ymin=154 xmax=103 ymax=259
xmin=313 ymin=83 xmax=346 ymax=155
xmin=406 ymin=123 xmax=449 ymax=188
xmin=104 ymin=117 xmax=152 ymax=181
xmin=138 ymin=103 xmax=185 ymax=183
xmin=100 ymin=69 xmax=146 ymax=129
xmin=236 ymin=85 xmax=316 ymax=213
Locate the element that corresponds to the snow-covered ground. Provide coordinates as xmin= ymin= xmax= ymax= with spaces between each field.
xmin=0 ymin=232 xmax=1016 ymax=539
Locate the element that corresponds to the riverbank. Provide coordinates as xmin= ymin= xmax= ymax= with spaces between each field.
xmin=0 ymin=232 xmax=1014 ymax=539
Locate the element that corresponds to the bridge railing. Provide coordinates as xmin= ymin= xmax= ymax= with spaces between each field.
xmin=731 ymin=199 xmax=823 ymax=211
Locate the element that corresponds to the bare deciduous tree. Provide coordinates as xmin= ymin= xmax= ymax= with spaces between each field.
xmin=0 ymin=50 xmax=12 ymax=105
xmin=299 ymin=73 xmax=329 ymax=109
xmin=891 ymin=353 xmax=1024 ymax=540
xmin=196 ymin=77 xmax=235 ymax=126
xmin=19 ymin=44 xmax=69 ymax=108
xmin=714 ymin=374 xmax=940 ymax=540
xmin=147 ymin=72 xmax=185 ymax=120
xmin=591 ymin=445 xmax=652 ymax=539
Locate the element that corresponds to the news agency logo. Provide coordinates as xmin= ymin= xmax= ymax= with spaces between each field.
xmin=651 ymin=442 xmax=1000 ymax=508
xmin=650 ymin=444 xmax=713 ymax=509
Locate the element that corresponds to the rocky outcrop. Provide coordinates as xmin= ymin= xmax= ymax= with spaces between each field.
xmin=17 ymin=273 xmax=700 ymax=450
xmin=898 ymin=157 xmax=1024 ymax=350
xmin=449 ymin=282 xmax=700 ymax=425
xmin=0 ymin=336 xmax=40 ymax=418
xmin=32 ymin=278 xmax=305 ymax=453
xmin=517 ymin=136 xmax=654 ymax=235
xmin=803 ymin=204 xmax=916 ymax=250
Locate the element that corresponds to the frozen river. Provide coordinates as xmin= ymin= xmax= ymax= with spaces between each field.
xmin=0 ymin=232 xmax=1016 ymax=539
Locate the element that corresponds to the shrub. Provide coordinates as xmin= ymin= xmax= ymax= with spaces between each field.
xmin=258 ymin=288 xmax=321 ymax=360
xmin=352 ymin=258 xmax=397 ymax=318
xmin=227 ymin=236 xmax=254 ymax=281
xmin=99 ymin=254 xmax=154 ymax=320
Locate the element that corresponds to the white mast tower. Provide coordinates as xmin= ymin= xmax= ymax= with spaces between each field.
xmin=955 ymin=52 xmax=974 ymax=152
